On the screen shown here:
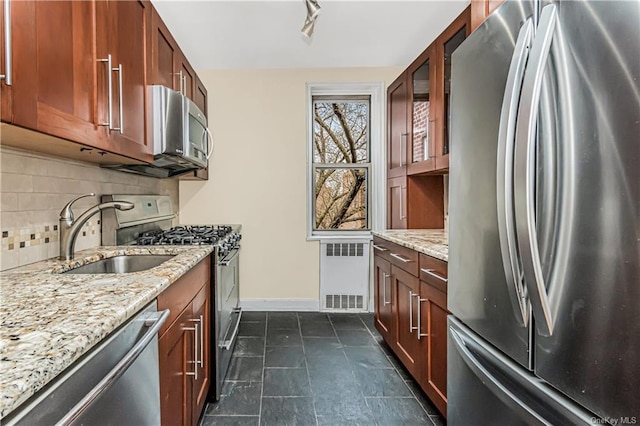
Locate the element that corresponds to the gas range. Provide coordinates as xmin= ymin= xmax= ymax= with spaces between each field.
xmin=100 ymin=194 xmax=242 ymax=403
xmin=135 ymin=225 xmax=241 ymax=256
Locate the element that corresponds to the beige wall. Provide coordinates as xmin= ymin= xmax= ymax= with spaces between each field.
xmin=179 ymin=67 xmax=402 ymax=305
xmin=0 ymin=146 xmax=178 ymax=270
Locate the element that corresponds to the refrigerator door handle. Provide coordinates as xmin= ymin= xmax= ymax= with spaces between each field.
xmin=513 ymin=4 xmax=559 ymax=337
xmin=449 ymin=323 xmax=548 ymax=424
xmin=496 ymin=18 xmax=534 ymax=328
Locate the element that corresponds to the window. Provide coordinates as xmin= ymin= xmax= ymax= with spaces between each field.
xmin=307 ymin=83 xmax=385 ymax=239
xmin=312 ymin=96 xmax=371 ymax=233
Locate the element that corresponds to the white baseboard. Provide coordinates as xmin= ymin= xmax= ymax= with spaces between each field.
xmin=240 ymin=299 xmax=320 ymax=312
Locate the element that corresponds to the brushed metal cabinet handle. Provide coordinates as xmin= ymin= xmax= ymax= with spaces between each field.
xmin=1 ymin=0 xmax=12 ymax=85
xmin=111 ymin=63 xmax=123 ymax=134
xmin=420 ymin=268 xmax=448 ymax=284
xmin=417 ymin=296 xmax=428 ymax=339
xmin=372 ymin=244 xmax=388 ymax=252
xmin=390 ymin=253 xmax=413 ymax=263
xmin=184 ymin=324 xmax=198 ymax=380
xmin=382 ymin=273 xmax=391 ymax=306
xmin=97 ymin=54 xmax=113 ymax=128
xmin=409 ymin=290 xmax=417 ymax=333
xmin=176 ymin=70 xmax=183 ymax=94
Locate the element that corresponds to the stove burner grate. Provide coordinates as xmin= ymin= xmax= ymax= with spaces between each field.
xmin=136 ymin=225 xmax=233 ymax=246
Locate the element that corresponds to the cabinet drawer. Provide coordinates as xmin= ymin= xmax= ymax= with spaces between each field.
xmin=419 ymin=253 xmax=447 ymax=293
xmin=373 ymin=237 xmax=418 ymax=276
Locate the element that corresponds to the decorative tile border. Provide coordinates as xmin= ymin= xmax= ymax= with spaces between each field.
xmin=1 ymin=221 xmax=101 ymax=252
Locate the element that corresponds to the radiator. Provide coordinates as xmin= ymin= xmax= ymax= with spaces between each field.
xmin=319 ymin=240 xmax=370 ymax=312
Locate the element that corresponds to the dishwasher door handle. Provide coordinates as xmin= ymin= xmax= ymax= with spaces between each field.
xmin=56 ymin=309 xmax=169 ymax=426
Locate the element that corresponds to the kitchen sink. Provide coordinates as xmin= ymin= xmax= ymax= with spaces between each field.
xmin=63 ymin=255 xmax=175 ymax=274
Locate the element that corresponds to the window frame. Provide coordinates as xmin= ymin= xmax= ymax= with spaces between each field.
xmin=306 ymin=83 xmax=386 ymax=240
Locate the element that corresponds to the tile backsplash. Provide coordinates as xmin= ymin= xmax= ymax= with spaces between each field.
xmin=0 ymin=146 xmax=179 ymax=271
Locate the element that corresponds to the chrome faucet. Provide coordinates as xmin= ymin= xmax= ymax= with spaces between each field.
xmin=59 ymin=193 xmax=134 ymax=260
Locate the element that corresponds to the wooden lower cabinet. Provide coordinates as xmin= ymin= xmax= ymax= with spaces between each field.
xmin=392 ymin=265 xmax=422 ymax=378
xmin=418 ymin=280 xmax=448 ymax=416
xmin=158 ymin=258 xmax=211 ymax=426
xmin=159 ymin=303 xmax=194 ymax=426
xmin=373 ymin=237 xmax=449 ymax=417
xmin=374 ymin=256 xmax=393 ymax=342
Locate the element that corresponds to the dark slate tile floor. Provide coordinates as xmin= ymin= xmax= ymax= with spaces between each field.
xmin=201 ymin=312 xmax=445 ymax=426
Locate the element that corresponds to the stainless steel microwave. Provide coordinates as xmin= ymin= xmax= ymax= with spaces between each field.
xmin=150 ymin=85 xmax=210 ymax=169
xmin=103 ymin=85 xmax=211 ymax=178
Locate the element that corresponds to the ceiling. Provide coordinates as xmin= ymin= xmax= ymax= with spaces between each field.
xmin=151 ymin=0 xmax=470 ymax=70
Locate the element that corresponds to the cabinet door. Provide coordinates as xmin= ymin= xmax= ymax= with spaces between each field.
xmin=191 ymin=285 xmax=210 ymax=424
xmin=176 ymin=53 xmax=194 ymax=99
xmin=387 ymin=74 xmax=408 ymax=178
xmin=392 ymin=265 xmax=421 ymax=377
xmin=0 ymin=0 xmax=11 ymax=122
xmin=108 ymin=0 xmax=152 ymax=161
xmin=150 ymin=8 xmax=178 ymax=90
xmin=374 ymin=255 xmax=393 ymax=342
xmin=436 ymin=7 xmax=470 ymax=170
xmin=419 ymin=280 xmax=448 ymax=417
xmin=387 ymin=176 xmax=407 ymax=229
xmin=12 ymin=0 xmax=103 ymax=145
xmin=159 ymin=305 xmax=194 ymax=426
xmin=194 ymin=76 xmax=208 ymax=116
xmin=407 ymin=45 xmax=437 ymax=175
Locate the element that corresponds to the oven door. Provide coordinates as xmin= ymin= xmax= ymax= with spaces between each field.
xmin=215 ymin=247 xmax=241 ymax=399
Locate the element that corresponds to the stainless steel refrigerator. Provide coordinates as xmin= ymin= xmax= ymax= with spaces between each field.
xmin=448 ymin=0 xmax=640 ymax=424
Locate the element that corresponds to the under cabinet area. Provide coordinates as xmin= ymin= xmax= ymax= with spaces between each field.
xmin=157 ymin=257 xmax=211 ymax=426
xmin=373 ymin=234 xmax=449 ymax=417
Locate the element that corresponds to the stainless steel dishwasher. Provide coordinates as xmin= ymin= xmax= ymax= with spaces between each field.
xmin=4 ymin=301 xmax=169 ymax=426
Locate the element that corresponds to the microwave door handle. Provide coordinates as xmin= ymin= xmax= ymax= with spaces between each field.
xmin=205 ymin=128 xmax=214 ymax=159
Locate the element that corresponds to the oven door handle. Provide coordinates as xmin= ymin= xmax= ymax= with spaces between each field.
xmin=219 ymin=247 xmax=240 ymax=266
xmin=219 ymin=308 xmax=242 ymax=350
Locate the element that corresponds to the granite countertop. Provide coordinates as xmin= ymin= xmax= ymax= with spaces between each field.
xmin=372 ymin=229 xmax=448 ymax=262
xmin=0 ymin=245 xmax=213 ymax=420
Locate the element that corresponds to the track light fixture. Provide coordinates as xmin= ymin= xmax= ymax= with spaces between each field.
xmin=301 ymin=0 xmax=321 ymax=39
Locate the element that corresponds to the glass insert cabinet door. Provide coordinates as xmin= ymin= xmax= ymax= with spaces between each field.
xmin=408 ymin=45 xmax=436 ymax=167
xmin=412 ymin=60 xmax=431 ymax=163
xmin=443 ymin=27 xmax=467 ymax=157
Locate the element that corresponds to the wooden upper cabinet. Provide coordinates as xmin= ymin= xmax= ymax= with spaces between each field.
xmin=194 ymin=76 xmax=208 ymax=116
xmin=9 ymin=1 xmax=102 ymax=143
xmin=102 ymin=0 xmax=153 ymax=160
xmin=471 ymin=0 xmax=506 ymax=32
xmin=387 ymin=74 xmax=409 ymax=178
xmin=435 ymin=6 xmax=470 ymax=172
xmin=407 ymin=45 xmax=438 ymax=175
xmin=388 ymin=6 xmax=469 ymax=176
xmin=1 ymin=0 xmax=152 ymax=163
xmin=150 ymin=8 xmax=179 ymax=91
xmin=149 ymin=7 xmax=199 ymax=104
xmin=176 ymin=53 xmax=194 ymax=100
